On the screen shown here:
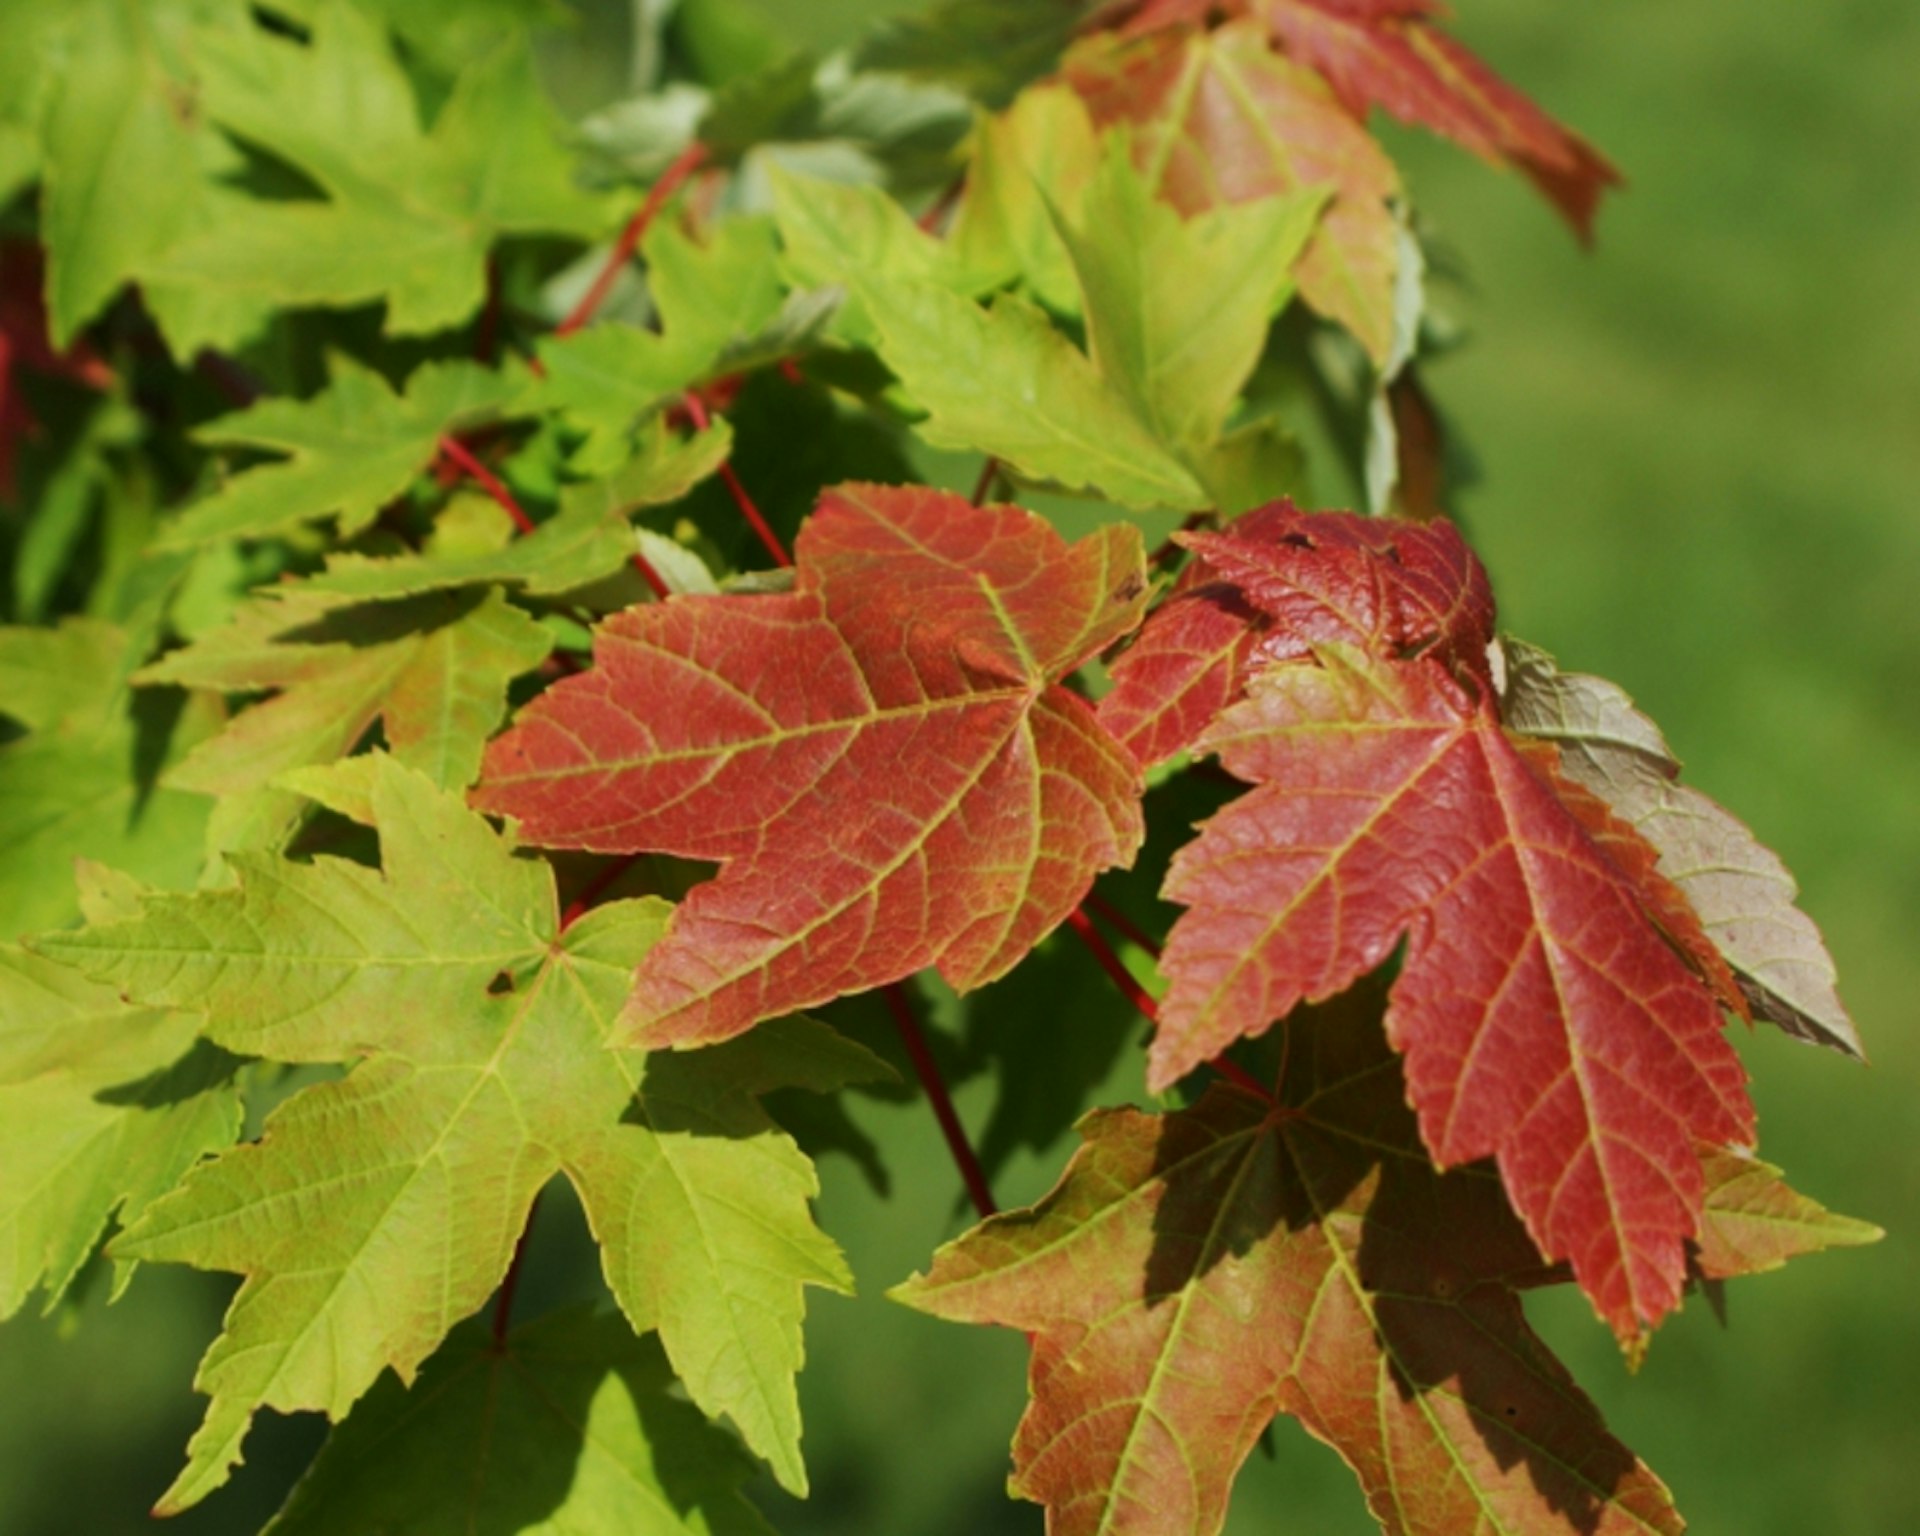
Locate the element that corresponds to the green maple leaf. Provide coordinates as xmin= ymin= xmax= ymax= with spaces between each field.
xmin=0 ymin=939 xmax=241 ymax=1319
xmin=161 ymin=354 xmax=527 ymax=550
xmin=36 ymin=756 xmax=881 ymax=1510
xmin=0 ymin=619 xmax=216 ymax=940
xmin=769 ymin=166 xmax=997 ymax=345
xmin=146 ymin=0 xmax=608 ymax=340
xmin=854 ymin=126 xmax=1322 ymax=511
xmin=265 ymin=1307 xmax=773 ymax=1536
xmin=305 ymin=421 xmax=733 ymax=602
xmin=31 ymin=0 xmax=266 ymax=354
xmin=137 ymin=582 xmax=550 ymax=855
xmin=529 ymin=217 xmax=804 ymax=472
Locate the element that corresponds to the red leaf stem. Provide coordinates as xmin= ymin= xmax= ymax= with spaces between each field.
xmin=1081 ymin=890 xmax=1162 ymax=958
xmin=491 ymin=1189 xmax=541 ymax=1348
xmin=917 ymin=173 xmax=967 ymax=234
xmin=437 ymin=434 xmax=536 ymax=536
xmin=970 ymin=456 xmax=1002 ymax=507
xmin=1065 ymin=906 xmax=1162 ymax=1024
xmin=556 ymin=142 xmax=710 ymax=338
xmin=882 ymin=982 xmax=998 ymax=1219
xmin=680 ymin=390 xmax=791 ymax=567
xmin=1072 ymin=903 xmax=1272 ymax=1100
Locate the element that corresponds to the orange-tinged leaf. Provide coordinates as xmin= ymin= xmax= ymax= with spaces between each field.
xmin=474 ymin=485 xmax=1148 ymax=1049
xmin=895 ymin=984 xmax=1685 ymax=1536
xmin=1692 ymin=1144 xmax=1882 ymax=1283
xmin=1066 ymin=22 xmax=1403 ymax=360
xmin=1121 ymin=0 xmax=1622 ymax=238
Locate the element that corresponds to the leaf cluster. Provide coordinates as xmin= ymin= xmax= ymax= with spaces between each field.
xmin=0 ymin=1 xmax=1874 ymax=1532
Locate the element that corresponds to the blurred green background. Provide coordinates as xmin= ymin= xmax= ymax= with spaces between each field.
xmin=2 ymin=1 xmax=1914 ymax=1532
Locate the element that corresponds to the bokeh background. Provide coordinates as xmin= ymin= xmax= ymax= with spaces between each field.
xmin=2 ymin=1 xmax=1914 ymax=1532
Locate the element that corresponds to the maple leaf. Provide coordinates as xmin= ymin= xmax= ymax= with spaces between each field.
xmin=896 ymin=982 xmax=1686 ymax=1536
xmin=146 ymin=0 xmax=608 ymax=341
xmin=1499 ymin=638 xmax=1865 ymax=1059
xmin=264 ymin=1308 xmax=774 ymax=1536
xmin=853 ymin=126 xmax=1321 ymax=510
xmin=304 ymin=420 xmax=732 ymax=603
xmin=139 ymin=583 xmax=550 ymax=855
xmin=1692 ymin=1144 xmax=1880 ymax=1285
xmin=1098 ymin=501 xmax=1492 ymax=767
xmin=529 ymin=217 xmax=797 ymax=473
xmin=29 ymin=0 xmax=268 ymax=355
xmin=474 ymin=484 xmax=1149 ymax=1049
xmin=1116 ymin=508 xmax=1757 ymax=1339
xmin=34 ymin=756 xmax=881 ymax=1508
xmin=0 ymin=938 xmax=240 ymax=1320
xmin=160 ymin=354 xmax=527 ymax=550
xmin=1066 ymin=21 xmax=1405 ymax=361
xmin=0 ymin=619 xmax=217 ymax=940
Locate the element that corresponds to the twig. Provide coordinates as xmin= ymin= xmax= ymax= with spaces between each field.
xmin=557 ymin=143 xmax=709 ymax=338
xmin=681 ymin=390 xmax=791 ymax=567
xmin=437 ymin=434 xmax=536 ymax=536
xmin=1069 ymin=904 xmax=1271 ymax=1100
xmin=970 ymin=456 xmax=1002 ymax=507
xmin=882 ymin=983 xmax=997 ymax=1219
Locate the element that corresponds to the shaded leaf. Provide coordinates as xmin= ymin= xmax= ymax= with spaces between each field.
xmin=0 ymin=619 xmax=216 ymax=939
xmin=0 ymin=943 xmax=241 ymax=1317
xmin=855 ymin=0 xmax=1112 ymax=107
xmin=139 ymin=584 xmax=550 ymax=854
xmin=1500 ymin=638 xmax=1864 ymax=1060
xmin=305 ymin=422 xmax=732 ymax=601
xmin=36 ymin=757 xmax=877 ymax=1507
xmin=474 ymin=484 xmax=1148 ymax=1049
xmin=162 ymin=355 xmax=526 ymax=549
xmin=265 ymin=1308 xmax=773 ymax=1536
xmin=148 ymin=1 xmax=606 ymax=339
xmin=896 ymin=983 xmax=1684 ymax=1536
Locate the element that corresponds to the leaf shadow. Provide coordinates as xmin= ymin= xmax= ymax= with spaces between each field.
xmin=1138 ymin=977 xmax=1655 ymax=1535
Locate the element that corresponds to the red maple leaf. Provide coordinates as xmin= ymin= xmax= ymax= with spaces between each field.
xmin=474 ymin=484 xmax=1149 ymax=1048
xmin=1118 ymin=0 xmax=1622 ymax=237
xmin=1100 ymin=500 xmax=1490 ymax=765
xmin=1126 ymin=506 xmax=1754 ymax=1338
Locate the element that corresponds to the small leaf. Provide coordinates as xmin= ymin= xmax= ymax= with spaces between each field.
xmin=306 ymin=422 xmax=732 ymax=602
xmin=147 ymin=2 xmax=607 ymax=339
xmin=1692 ymin=1145 xmax=1883 ymax=1282
xmin=163 ymin=355 xmax=527 ymax=549
xmin=140 ymin=584 xmax=551 ymax=854
xmin=475 ymin=484 xmax=1148 ymax=1048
